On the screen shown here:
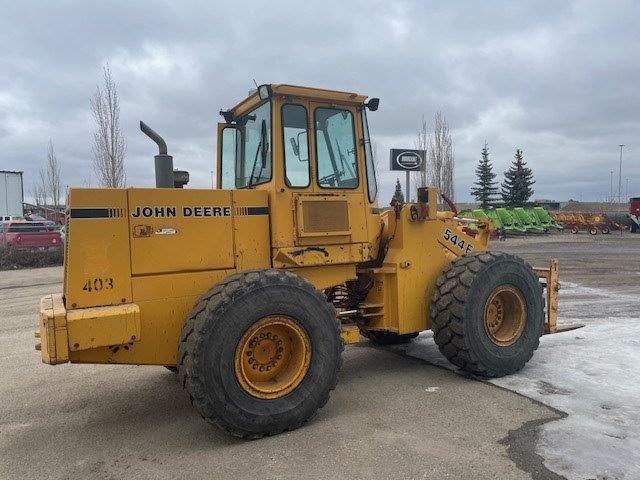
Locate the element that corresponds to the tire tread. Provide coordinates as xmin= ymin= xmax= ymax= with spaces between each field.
xmin=430 ymin=251 xmax=544 ymax=377
xmin=177 ymin=269 xmax=343 ymax=439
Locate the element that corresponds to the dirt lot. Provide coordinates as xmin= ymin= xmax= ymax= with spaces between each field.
xmin=497 ymin=231 xmax=640 ymax=293
xmin=407 ymin=231 xmax=640 ymax=479
xmin=1 ymin=232 xmax=638 ymax=479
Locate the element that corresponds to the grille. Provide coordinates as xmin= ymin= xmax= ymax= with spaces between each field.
xmin=302 ymin=200 xmax=349 ymax=233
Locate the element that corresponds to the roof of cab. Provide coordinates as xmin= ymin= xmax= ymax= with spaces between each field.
xmin=229 ymin=84 xmax=369 ymax=117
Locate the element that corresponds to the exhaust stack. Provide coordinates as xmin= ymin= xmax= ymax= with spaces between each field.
xmin=140 ymin=121 xmax=174 ymax=188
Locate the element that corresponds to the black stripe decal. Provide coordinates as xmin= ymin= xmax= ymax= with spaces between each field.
xmin=246 ymin=206 xmax=269 ymax=216
xmin=69 ymin=208 xmax=110 ymax=219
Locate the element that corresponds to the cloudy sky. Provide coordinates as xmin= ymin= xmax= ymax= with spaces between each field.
xmin=1 ymin=1 xmax=638 ymax=204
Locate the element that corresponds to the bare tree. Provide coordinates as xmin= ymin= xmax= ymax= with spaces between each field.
xmin=90 ymin=64 xmax=126 ymax=187
xmin=32 ymin=168 xmax=47 ymax=206
xmin=427 ymin=111 xmax=454 ymax=200
xmin=46 ymin=140 xmax=62 ymax=208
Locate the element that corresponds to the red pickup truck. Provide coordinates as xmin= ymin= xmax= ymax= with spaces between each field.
xmin=0 ymin=221 xmax=62 ymax=249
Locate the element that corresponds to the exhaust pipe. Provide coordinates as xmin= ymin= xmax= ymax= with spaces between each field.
xmin=140 ymin=121 xmax=174 ymax=188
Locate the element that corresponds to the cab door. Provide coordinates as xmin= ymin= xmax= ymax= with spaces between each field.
xmin=289 ymin=102 xmax=369 ymax=251
xmin=270 ymin=98 xmax=375 ymax=268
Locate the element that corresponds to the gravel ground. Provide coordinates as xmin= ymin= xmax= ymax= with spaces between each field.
xmin=406 ymin=231 xmax=640 ymax=479
xmin=2 ymin=231 xmax=637 ymax=479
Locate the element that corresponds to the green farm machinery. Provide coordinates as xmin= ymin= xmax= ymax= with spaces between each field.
xmin=460 ymin=206 xmax=563 ymax=237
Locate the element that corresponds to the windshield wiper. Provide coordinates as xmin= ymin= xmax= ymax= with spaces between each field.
xmin=248 ymin=119 xmax=268 ymax=186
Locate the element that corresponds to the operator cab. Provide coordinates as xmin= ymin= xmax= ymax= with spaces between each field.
xmin=216 ymin=84 xmax=383 ymax=264
xmin=216 ymin=84 xmax=379 ymax=203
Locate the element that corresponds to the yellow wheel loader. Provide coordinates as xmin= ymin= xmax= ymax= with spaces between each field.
xmin=37 ymin=84 xmax=559 ymax=439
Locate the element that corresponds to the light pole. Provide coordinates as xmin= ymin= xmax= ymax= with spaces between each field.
xmin=610 ymin=170 xmax=614 ymax=203
xmin=210 ymin=170 xmax=215 ymax=189
xmin=618 ymin=144 xmax=625 ymax=203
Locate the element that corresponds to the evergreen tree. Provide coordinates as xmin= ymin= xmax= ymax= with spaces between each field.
xmin=470 ymin=142 xmax=499 ymax=208
xmin=501 ymin=149 xmax=535 ymax=206
xmin=391 ymin=178 xmax=405 ymax=205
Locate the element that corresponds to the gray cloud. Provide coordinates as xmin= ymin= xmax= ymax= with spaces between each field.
xmin=1 ymin=0 xmax=638 ymax=204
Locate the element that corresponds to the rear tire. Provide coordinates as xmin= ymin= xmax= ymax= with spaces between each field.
xmin=589 ymin=227 xmax=598 ymax=235
xmin=360 ymin=329 xmax=418 ymax=345
xmin=177 ymin=269 xmax=342 ymax=439
xmin=601 ymin=226 xmax=610 ymax=234
xmin=570 ymin=226 xmax=578 ymax=234
xmin=430 ymin=252 xmax=544 ymax=377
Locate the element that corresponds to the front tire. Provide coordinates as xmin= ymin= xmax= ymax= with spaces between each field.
xmin=177 ymin=269 xmax=342 ymax=439
xmin=430 ymin=252 xmax=544 ymax=377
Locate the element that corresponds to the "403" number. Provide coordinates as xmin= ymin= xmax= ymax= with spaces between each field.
xmin=82 ymin=277 xmax=114 ymax=292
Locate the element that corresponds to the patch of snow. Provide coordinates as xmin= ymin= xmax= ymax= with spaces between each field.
xmin=404 ymin=283 xmax=640 ymax=479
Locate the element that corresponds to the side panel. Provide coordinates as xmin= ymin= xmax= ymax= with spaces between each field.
xmin=67 ymin=188 xmax=271 ymax=366
xmin=232 ymin=189 xmax=271 ymax=270
xmin=65 ymin=189 xmax=132 ymax=309
xmin=128 ymin=188 xmax=234 ymax=275
xmin=70 ymin=269 xmax=235 ymax=365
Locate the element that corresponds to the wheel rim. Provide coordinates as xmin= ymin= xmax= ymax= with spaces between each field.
xmin=483 ymin=286 xmax=526 ymax=346
xmin=234 ymin=316 xmax=311 ymax=399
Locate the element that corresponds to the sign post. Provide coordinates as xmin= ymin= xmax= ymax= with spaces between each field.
xmin=389 ymin=149 xmax=426 ymax=201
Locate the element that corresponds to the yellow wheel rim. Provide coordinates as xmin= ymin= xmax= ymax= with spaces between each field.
xmin=483 ymin=286 xmax=526 ymax=346
xmin=234 ymin=316 xmax=311 ymax=399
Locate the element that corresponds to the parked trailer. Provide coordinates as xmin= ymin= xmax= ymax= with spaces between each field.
xmin=551 ymin=211 xmax=617 ymax=235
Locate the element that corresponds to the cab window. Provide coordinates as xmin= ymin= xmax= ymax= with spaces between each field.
xmin=220 ymin=128 xmax=241 ymax=189
xmin=314 ymin=107 xmax=358 ymax=189
xmin=282 ymin=104 xmax=310 ymax=187
xmin=362 ymin=108 xmax=378 ymax=202
xmin=220 ymin=101 xmax=272 ymax=188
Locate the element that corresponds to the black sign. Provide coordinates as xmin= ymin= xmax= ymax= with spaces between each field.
xmin=390 ymin=149 xmax=426 ymax=171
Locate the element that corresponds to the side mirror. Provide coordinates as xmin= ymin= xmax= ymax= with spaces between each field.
xmin=365 ymin=98 xmax=380 ymax=111
xmin=296 ymin=131 xmax=309 ymax=162
xmin=290 ymin=137 xmax=300 ymax=157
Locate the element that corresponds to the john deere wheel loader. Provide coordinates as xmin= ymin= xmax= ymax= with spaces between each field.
xmin=37 ymin=84 xmax=559 ymax=439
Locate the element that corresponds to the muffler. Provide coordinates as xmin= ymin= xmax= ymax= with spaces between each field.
xmin=140 ymin=121 xmax=174 ymax=188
